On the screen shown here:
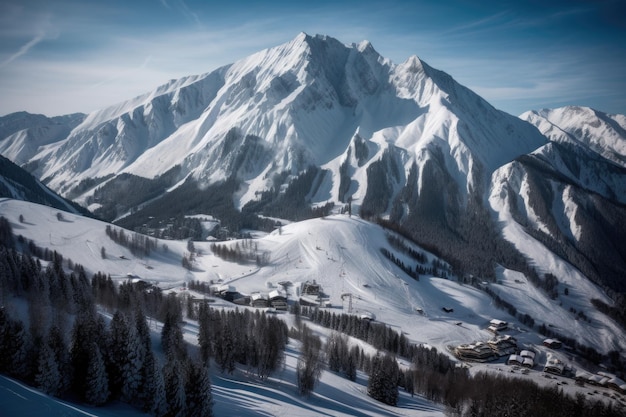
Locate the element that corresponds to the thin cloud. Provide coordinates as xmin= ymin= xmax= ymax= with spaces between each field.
xmin=0 ymin=32 xmax=45 ymax=68
xmin=441 ymin=11 xmax=511 ymax=36
xmin=176 ymin=0 xmax=202 ymax=28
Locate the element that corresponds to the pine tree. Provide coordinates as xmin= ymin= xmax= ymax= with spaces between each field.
xmin=197 ymin=302 xmax=213 ymax=363
xmin=367 ymin=352 xmax=399 ymax=406
xmin=345 ymin=346 xmax=358 ymax=382
xmin=141 ymin=350 xmax=168 ymax=416
xmin=47 ymin=324 xmax=71 ymax=395
xmin=161 ymin=311 xmax=186 ymax=361
xmin=296 ymin=325 xmax=324 ymax=397
xmin=7 ymin=318 xmax=31 ymax=380
xmin=164 ymin=359 xmax=187 ymax=417
xmin=121 ymin=323 xmax=142 ymax=403
xmin=214 ymin=320 xmax=235 ymax=374
xmin=107 ymin=310 xmax=128 ymax=398
xmin=84 ymin=343 xmax=109 ymax=406
xmin=185 ymin=361 xmax=213 ymax=417
xmin=0 ymin=307 xmax=11 ymax=372
xmin=35 ymin=342 xmax=61 ymax=396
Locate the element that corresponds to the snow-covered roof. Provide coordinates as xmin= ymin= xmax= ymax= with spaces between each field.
xmin=251 ymin=292 xmax=268 ymax=301
xmin=216 ymin=284 xmax=236 ymax=293
xmin=507 ymin=354 xmax=523 ymax=364
xmin=269 ymin=289 xmax=285 ymax=299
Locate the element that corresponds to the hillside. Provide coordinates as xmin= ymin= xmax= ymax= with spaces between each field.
xmin=1 ymin=198 xmax=624 ymax=356
xmin=1 ymin=198 xmax=625 ymax=415
xmin=0 ymin=155 xmax=87 ymax=215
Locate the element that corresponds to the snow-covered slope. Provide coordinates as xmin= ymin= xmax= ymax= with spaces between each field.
xmin=2 ymin=198 xmax=624 ymax=356
xmin=0 ymin=155 xmax=83 ymax=214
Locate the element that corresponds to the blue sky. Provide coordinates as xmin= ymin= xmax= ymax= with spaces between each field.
xmin=1 ymin=0 xmax=624 ymax=117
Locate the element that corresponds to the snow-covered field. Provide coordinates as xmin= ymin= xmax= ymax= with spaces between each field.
xmin=1 ymin=198 xmax=625 ymax=415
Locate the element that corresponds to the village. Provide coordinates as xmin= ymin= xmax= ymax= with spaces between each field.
xmin=451 ymin=319 xmax=626 ymax=400
xmin=187 ymin=271 xmax=626 ymax=405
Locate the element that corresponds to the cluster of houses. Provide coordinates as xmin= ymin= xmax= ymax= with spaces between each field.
xmin=454 ymin=334 xmax=518 ymax=362
xmin=507 ymin=350 xmax=536 ymax=369
xmin=575 ymin=371 xmax=626 ymax=394
xmin=211 ymin=283 xmax=289 ymax=310
xmin=208 ymin=279 xmax=336 ymax=311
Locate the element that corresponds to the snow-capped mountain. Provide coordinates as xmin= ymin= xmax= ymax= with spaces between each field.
xmin=521 ymin=106 xmax=626 ymax=168
xmin=2 ymin=34 xmax=626 ymax=417
xmin=0 ymin=111 xmax=85 ymax=166
xmin=495 ymin=106 xmax=626 ymax=294
xmin=1 ymin=34 xmax=625 ymax=296
xmin=0 ymin=33 xmax=544 ymax=208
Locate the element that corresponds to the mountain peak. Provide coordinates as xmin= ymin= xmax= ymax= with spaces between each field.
xmin=403 ymin=55 xmax=424 ymax=73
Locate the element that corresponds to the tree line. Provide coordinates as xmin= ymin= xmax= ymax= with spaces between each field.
xmin=105 ymin=225 xmax=158 ymax=258
xmin=0 ymin=220 xmax=213 ymax=416
xmin=210 ymin=239 xmax=269 ymax=266
xmin=296 ymin=304 xmax=624 ymax=415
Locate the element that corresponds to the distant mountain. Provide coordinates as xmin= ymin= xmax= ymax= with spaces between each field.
xmin=521 ymin=106 xmax=626 ymax=168
xmin=1 ymin=35 xmax=625 ymax=295
xmin=0 ymin=155 xmax=87 ymax=214
xmin=504 ymin=106 xmax=626 ymax=293
xmin=0 ymin=111 xmax=85 ymax=166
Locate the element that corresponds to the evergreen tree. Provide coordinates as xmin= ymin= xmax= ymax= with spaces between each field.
xmin=367 ymin=352 xmax=399 ymax=406
xmin=185 ymin=360 xmax=213 ymax=417
xmin=164 ymin=359 xmax=187 ymax=417
xmin=71 ymin=312 xmax=105 ymax=399
xmin=141 ymin=349 xmax=168 ymax=416
xmin=7 ymin=318 xmax=31 ymax=380
xmin=214 ymin=320 xmax=235 ymax=374
xmin=107 ymin=310 xmax=128 ymax=398
xmin=84 ymin=343 xmax=109 ymax=406
xmin=345 ymin=346 xmax=358 ymax=382
xmin=121 ymin=323 xmax=142 ymax=403
xmin=48 ymin=324 xmax=71 ymax=395
xmin=35 ymin=342 xmax=61 ymax=396
xmin=161 ymin=311 xmax=186 ymax=361
xmin=296 ymin=325 xmax=324 ymax=397
xmin=197 ymin=302 xmax=213 ymax=362
xmin=0 ymin=307 xmax=11 ymax=372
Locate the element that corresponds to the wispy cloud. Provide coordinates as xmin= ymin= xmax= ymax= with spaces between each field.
xmin=441 ymin=11 xmax=511 ymax=36
xmin=0 ymin=32 xmax=45 ymax=68
xmin=177 ymin=0 xmax=202 ymax=27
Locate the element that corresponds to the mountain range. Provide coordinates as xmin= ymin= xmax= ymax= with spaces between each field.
xmin=1 ymin=32 xmax=625 ymax=324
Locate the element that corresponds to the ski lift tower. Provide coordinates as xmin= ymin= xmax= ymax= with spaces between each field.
xmin=341 ymin=293 xmax=353 ymax=313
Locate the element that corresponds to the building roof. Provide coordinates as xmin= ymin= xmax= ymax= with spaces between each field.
xmin=251 ymin=292 xmax=268 ymax=301
xmin=507 ymin=354 xmax=524 ymax=364
xmin=269 ymin=289 xmax=285 ymax=299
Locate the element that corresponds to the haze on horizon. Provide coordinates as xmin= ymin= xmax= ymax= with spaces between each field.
xmin=1 ymin=0 xmax=624 ymax=118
